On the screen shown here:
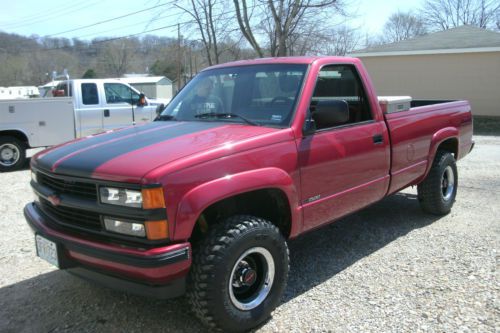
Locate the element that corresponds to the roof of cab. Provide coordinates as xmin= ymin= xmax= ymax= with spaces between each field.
xmin=203 ymin=56 xmax=358 ymax=71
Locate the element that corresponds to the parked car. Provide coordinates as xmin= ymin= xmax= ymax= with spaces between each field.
xmin=25 ymin=57 xmax=473 ymax=332
xmin=0 ymin=79 xmax=164 ymax=171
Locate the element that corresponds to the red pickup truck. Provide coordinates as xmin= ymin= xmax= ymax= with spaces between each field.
xmin=25 ymin=56 xmax=473 ymax=332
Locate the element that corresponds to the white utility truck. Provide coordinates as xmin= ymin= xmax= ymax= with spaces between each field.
xmin=0 ymin=79 xmax=165 ymax=171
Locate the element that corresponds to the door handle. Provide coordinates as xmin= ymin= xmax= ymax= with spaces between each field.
xmin=103 ymin=109 xmax=110 ymax=117
xmin=372 ymin=134 xmax=384 ymax=144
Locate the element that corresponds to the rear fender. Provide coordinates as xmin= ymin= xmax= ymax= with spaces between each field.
xmin=423 ymin=127 xmax=459 ymax=179
xmin=174 ymin=168 xmax=300 ymax=240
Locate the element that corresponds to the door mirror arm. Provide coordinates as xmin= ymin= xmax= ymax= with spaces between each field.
xmin=302 ymin=109 xmax=317 ymax=136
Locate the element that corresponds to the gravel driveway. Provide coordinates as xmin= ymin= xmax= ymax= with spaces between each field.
xmin=0 ymin=136 xmax=498 ymax=333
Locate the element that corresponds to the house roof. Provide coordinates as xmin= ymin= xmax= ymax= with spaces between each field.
xmin=350 ymin=25 xmax=500 ymax=57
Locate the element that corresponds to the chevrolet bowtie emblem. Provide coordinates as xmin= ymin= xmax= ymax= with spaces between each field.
xmin=47 ymin=195 xmax=61 ymax=206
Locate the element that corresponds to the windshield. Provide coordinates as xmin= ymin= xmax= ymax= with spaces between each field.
xmin=160 ymin=64 xmax=307 ymax=127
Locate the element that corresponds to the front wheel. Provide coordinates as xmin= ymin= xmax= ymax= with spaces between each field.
xmin=418 ymin=150 xmax=458 ymax=215
xmin=188 ymin=215 xmax=289 ymax=332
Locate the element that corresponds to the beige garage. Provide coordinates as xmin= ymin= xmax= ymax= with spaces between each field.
xmin=350 ymin=26 xmax=500 ymax=118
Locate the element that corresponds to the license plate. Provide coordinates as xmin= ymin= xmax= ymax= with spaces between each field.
xmin=35 ymin=235 xmax=59 ymax=267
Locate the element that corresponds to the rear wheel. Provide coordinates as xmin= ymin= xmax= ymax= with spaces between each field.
xmin=418 ymin=150 xmax=458 ymax=215
xmin=188 ymin=215 xmax=289 ymax=332
xmin=0 ymin=136 xmax=27 ymax=172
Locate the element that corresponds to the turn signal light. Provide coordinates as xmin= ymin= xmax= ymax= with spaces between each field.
xmin=145 ymin=220 xmax=169 ymax=240
xmin=142 ymin=187 xmax=166 ymax=209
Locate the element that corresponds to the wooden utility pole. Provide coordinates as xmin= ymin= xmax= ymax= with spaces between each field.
xmin=188 ymin=45 xmax=193 ymax=80
xmin=177 ymin=23 xmax=182 ymax=92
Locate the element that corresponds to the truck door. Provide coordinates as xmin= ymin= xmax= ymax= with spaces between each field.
xmin=102 ymin=83 xmax=152 ymax=131
xmin=76 ymin=82 xmax=104 ymax=137
xmin=297 ymin=64 xmax=390 ymax=231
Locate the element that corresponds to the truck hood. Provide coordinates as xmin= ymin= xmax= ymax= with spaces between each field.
xmin=34 ymin=121 xmax=279 ymax=182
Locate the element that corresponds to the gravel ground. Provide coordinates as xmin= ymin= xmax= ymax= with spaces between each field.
xmin=0 ymin=136 xmax=498 ymax=333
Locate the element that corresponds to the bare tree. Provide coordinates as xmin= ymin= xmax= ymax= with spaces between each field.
xmin=496 ymin=8 xmax=500 ymax=29
xmin=325 ymin=26 xmax=361 ymax=55
xmin=233 ymin=0 xmax=265 ymax=57
xmin=382 ymin=11 xmax=427 ymax=43
xmin=233 ymin=0 xmax=348 ymax=57
xmin=420 ymin=0 xmax=500 ymax=30
xmin=304 ymin=26 xmax=361 ymax=56
xmin=97 ymin=39 xmax=138 ymax=77
xmin=168 ymin=0 xmax=234 ymax=66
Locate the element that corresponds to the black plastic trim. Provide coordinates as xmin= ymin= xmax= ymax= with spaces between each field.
xmin=68 ymin=267 xmax=185 ymax=299
xmin=31 ymin=181 xmax=167 ymax=221
xmin=35 ymin=201 xmax=169 ymax=247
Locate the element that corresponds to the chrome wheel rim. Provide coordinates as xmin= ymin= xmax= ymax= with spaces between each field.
xmin=441 ymin=166 xmax=455 ymax=201
xmin=229 ymin=247 xmax=275 ymax=311
xmin=0 ymin=143 xmax=20 ymax=167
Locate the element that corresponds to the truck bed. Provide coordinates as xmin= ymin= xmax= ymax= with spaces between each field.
xmin=384 ymin=100 xmax=473 ymax=194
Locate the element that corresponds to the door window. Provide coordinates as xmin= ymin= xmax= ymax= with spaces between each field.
xmin=81 ymin=83 xmax=99 ymax=105
xmin=311 ymin=65 xmax=372 ymax=130
xmin=104 ymin=83 xmax=139 ymax=104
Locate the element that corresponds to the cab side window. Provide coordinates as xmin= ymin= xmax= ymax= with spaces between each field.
xmin=104 ymin=83 xmax=139 ymax=104
xmin=311 ymin=65 xmax=372 ymax=130
xmin=55 ymin=82 xmax=72 ymax=97
xmin=81 ymin=83 xmax=98 ymax=105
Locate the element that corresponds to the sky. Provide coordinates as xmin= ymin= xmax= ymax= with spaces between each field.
xmin=0 ymin=0 xmax=424 ymax=41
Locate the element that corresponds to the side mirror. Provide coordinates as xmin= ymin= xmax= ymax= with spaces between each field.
xmin=137 ymin=93 xmax=147 ymax=107
xmin=312 ymin=100 xmax=349 ymax=130
xmin=155 ymin=103 xmax=165 ymax=116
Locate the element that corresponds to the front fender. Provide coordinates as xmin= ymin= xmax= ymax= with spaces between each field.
xmin=174 ymin=167 xmax=301 ymax=240
xmin=423 ymin=127 xmax=459 ymax=178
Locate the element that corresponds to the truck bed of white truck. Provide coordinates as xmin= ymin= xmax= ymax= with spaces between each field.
xmin=0 ymin=98 xmax=75 ymax=147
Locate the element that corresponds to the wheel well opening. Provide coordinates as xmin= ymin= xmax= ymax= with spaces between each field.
xmin=0 ymin=130 xmax=29 ymax=146
xmin=437 ymin=138 xmax=458 ymax=158
xmin=191 ymin=188 xmax=292 ymax=242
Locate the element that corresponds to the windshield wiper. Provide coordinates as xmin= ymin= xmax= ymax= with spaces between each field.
xmin=194 ymin=112 xmax=259 ymax=126
xmin=155 ymin=114 xmax=177 ymax=121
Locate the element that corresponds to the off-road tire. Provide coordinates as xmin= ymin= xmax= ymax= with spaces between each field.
xmin=187 ymin=215 xmax=289 ymax=332
xmin=0 ymin=136 xmax=27 ymax=172
xmin=418 ymin=150 xmax=458 ymax=215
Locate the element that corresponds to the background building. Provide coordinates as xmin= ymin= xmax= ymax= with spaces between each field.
xmin=350 ymin=26 xmax=500 ymax=120
xmin=119 ymin=75 xmax=173 ymax=102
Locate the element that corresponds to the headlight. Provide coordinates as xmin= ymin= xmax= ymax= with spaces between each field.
xmin=103 ymin=217 xmax=146 ymax=237
xmin=99 ymin=186 xmax=166 ymax=209
xmin=100 ymin=187 xmax=142 ymax=208
xmin=31 ymin=171 xmax=38 ymax=183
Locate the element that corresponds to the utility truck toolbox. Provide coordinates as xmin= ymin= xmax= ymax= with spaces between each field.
xmin=378 ymin=96 xmax=412 ymax=114
xmin=24 ymin=56 xmax=473 ymax=332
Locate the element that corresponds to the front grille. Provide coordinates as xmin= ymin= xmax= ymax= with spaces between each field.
xmin=38 ymin=173 xmax=97 ymax=201
xmin=39 ymin=198 xmax=102 ymax=231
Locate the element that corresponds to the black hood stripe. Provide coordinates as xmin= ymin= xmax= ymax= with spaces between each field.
xmin=51 ymin=122 xmax=186 ymax=172
xmin=37 ymin=121 xmax=225 ymax=178
xmin=37 ymin=122 xmax=179 ymax=171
